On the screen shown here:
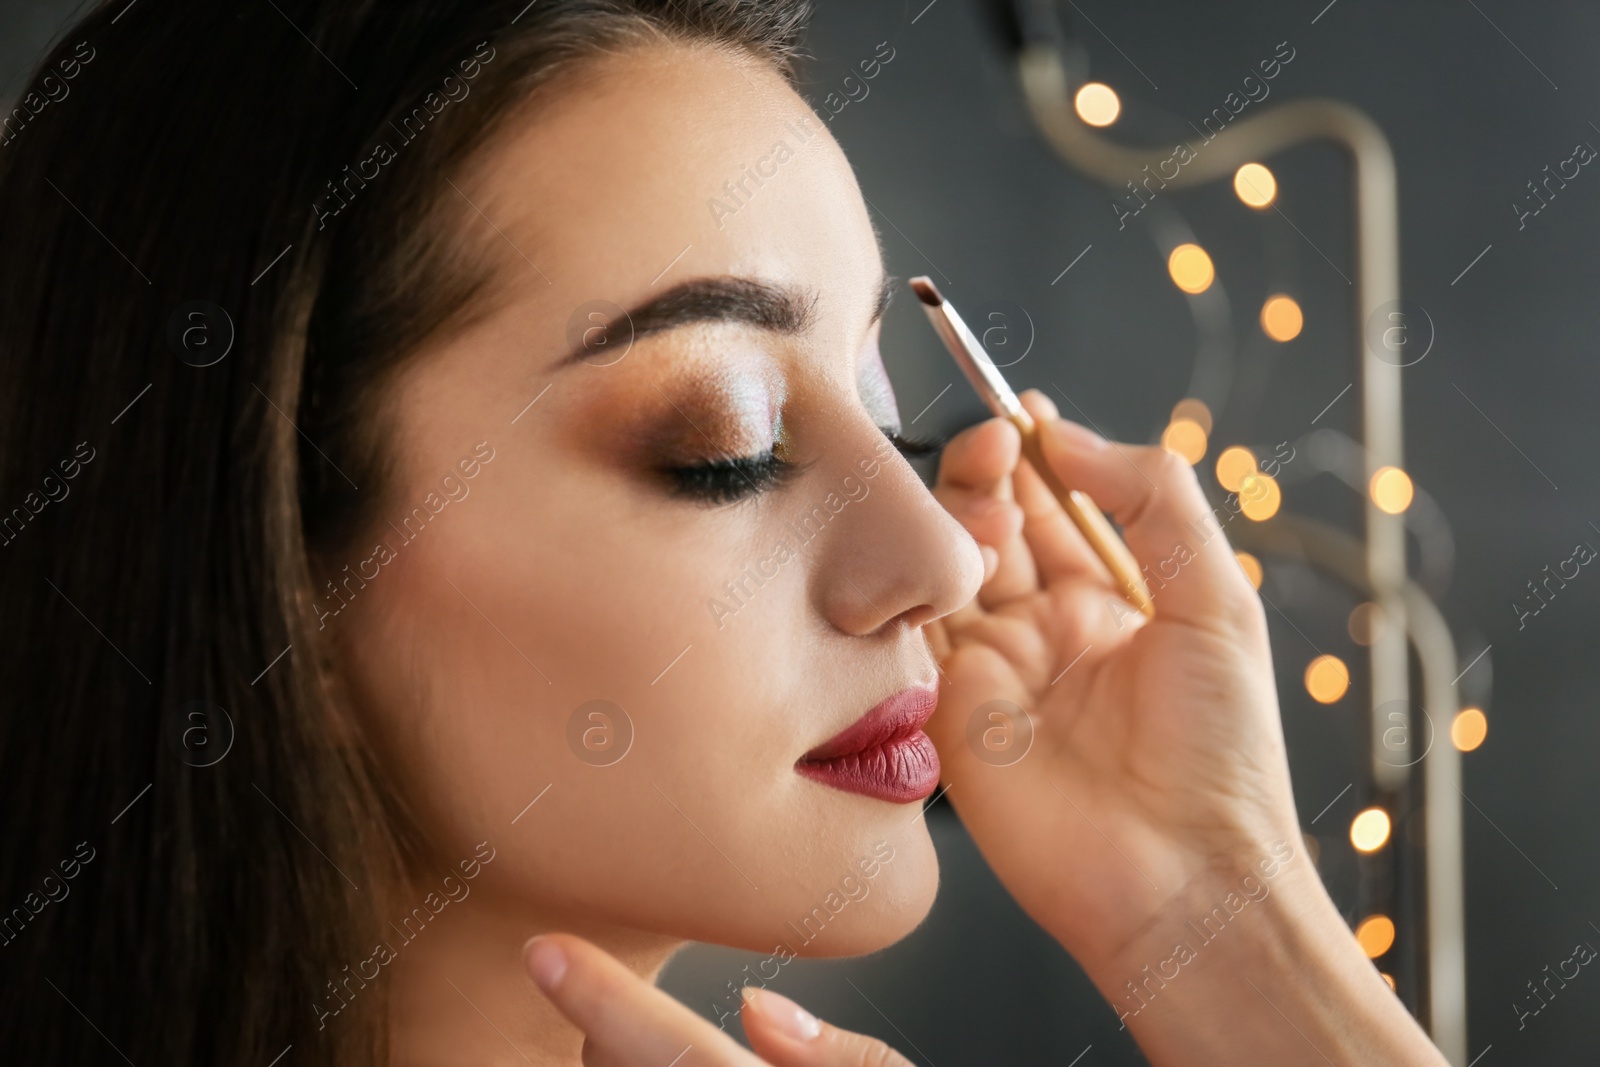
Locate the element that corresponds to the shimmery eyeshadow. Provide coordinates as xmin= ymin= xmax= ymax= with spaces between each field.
xmin=617 ymin=362 xmax=787 ymax=465
xmin=856 ymin=342 xmax=899 ymax=430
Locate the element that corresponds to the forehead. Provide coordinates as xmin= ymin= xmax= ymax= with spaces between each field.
xmin=450 ymin=41 xmax=886 ymax=354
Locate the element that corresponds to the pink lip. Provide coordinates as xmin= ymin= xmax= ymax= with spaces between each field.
xmin=795 ymin=684 xmax=941 ymax=803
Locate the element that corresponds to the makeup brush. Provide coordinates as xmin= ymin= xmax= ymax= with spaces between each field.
xmin=910 ymin=276 xmax=1155 ymax=620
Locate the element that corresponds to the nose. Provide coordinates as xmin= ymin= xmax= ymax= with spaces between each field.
xmin=812 ymin=424 xmax=985 ymax=636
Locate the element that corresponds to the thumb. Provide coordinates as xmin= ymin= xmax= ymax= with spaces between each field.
xmin=740 ymin=987 xmax=915 ymax=1067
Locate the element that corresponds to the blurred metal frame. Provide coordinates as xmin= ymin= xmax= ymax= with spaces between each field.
xmin=999 ymin=17 xmax=1467 ymax=1065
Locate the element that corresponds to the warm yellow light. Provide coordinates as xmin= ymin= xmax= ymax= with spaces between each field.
xmin=1348 ymin=602 xmax=1385 ymax=646
xmin=1261 ymin=295 xmax=1304 ymax=342
xmin=1074 ymin=82 xmax=1121 ymax=127
xmin=1381 ymin=973 xmax=1397 ymax=991
xmin=1301 ymin=832 xmax=1322 ymax=868
xmin=1233 ymin=162 xmax=1277 ymax=207
xmin=1371 ymin=466 xmax=1414 ymax=515
xmin=1171 ymin=397 xmax=1213 ymax=435
xmin=1305 ymin=654 xmax=1350 ymax=703
xmin=1167 ymin=243 xmax=1215 ymax=294
xmin=1215 ymin=446 xmax=1257 ymax=492
xmin=1356 ymin=915 xmax=1396 ymax=959
xmin=1452 ymin=707 xmax=1488 ymax=752
xmin=1162 ymin=418 xmax=1208 ymax=465
xmin=1238 ymin=472 xmax=1282 ymax=521
xmin=1350 ymin=807 xmax=1392 ymax=853
xmin=1236 ymin=551 xmax=1263 ymax=590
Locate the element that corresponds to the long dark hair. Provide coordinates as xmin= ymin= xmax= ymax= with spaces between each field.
xmin=0 ymin=1 xmax=809 ymax=1062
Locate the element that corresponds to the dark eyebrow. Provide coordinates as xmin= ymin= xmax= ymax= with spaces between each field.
xmin=560 ymin=276 xmax=813 ymax=367
xmin=560 ymin=272 xmax=896 ymax=367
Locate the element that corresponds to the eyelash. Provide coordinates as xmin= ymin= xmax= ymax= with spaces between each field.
xmin=668 ymin=430 xmax=940 ymax=505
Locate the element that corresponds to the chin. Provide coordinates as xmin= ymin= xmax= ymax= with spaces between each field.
xmin=775 ymin=827 xmax=941 ymax=959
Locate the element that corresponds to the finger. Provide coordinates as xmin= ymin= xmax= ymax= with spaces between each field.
xmin=927 ymin=564 xmax=991 ymax=650
xmin=741 ymin=987 xmax=916 ymax=1067
xmin=1032 ymin=412 xmax=1262 ymax=632
xmin=931 ymin=485 xmax=1024 ymax=563
xmin=1009 ymin=390 xmax=1121 ymax=589
xmin=939 ymin=489 xmax=1039 ymax=610
xmin=926 ymin=628 xmax=1042 ymax=781
xmin=931 ymin=417 xmax=1039 ymax=606
xmin=932 ymin=414 xmax=1018 ymax=495
xmin=525 ymin=934 xmax=752 ymax=1067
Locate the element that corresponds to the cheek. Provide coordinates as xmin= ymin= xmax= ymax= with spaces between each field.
xmin=340 ymin=441 xmax=940 ymax=950
xmin=334 ymin=456 xmax=778 ymax=900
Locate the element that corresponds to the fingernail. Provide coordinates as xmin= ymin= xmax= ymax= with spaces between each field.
xmin=979 ymin=544 xmax=999 ymax=578
xmin=742 ymin=986 xmax=822 ymax=1041
xmin=524 ymin=936 xmax=568 ymax=993
xmin=1050 ymin=418 xmax=1106 ymax=451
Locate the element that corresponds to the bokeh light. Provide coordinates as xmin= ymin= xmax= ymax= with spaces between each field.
xmin=1371 ymin=466 xmax=1415 ymax=514
xmin=1305 ymin=654 xmax=1350 ymax=703
xmin=1261 ymin=295 xmax=1304 ymax=341
xmin=1238 ymin=472 xmax=1282 ymax=521
xmin=1171 ymin=397 xmax=1213 ymax=435
xmin=1234 ymin=162 xmax=1277 ymax=207
xmin=1348 ymin=602 xmax=1385 ymax=646
xmin=1074 ymin=82 xmax=1121 ymax=127
xmin=1452 ymin=707 xmax=1488 ymax=752
xmin=1162 ymin=418 xmax=1208 ymax=465
xmin=1301 ymin=832 xmax=1322 ymax=868
xmin=1168 ymin=243 xmax=1215 ymax=294
xmin=1350 ymin=807 xmax=1392 ymax=852
xmin=1356 ymin=915 xmax=1396 ymax=959
xmin=1236 ymin=551 xmax=1263 ymax=589
xmin=1215 ymin=446 xmax=1257 ymax=492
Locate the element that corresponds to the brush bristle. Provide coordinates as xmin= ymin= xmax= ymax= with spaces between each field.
xmin=908 ymin=276 xmax=943 ymax=306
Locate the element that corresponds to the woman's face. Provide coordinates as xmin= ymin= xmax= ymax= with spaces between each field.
xmin=331 ymin=41 xmax=984 ymax=956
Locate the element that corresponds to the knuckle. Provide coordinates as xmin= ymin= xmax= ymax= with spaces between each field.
xmin=859 ymin=1040 xmax=913 ymax=1067
xmin=1144 ymin=445 xmax=1192 ymax=486
xmin=1065 ymin=585 xmax=1107 ymax=637
xmin=1214 ymin=575 xmax=1270 ymax=639
xmin=832 ymin=1033 xmax=909 ymax=1067
xmin=820 ymin=1021 xmax=913 ymax=1067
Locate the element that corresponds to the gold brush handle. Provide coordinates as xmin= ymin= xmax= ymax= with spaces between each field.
xmin=1012 ymin=414 xmax=1156 ymax=619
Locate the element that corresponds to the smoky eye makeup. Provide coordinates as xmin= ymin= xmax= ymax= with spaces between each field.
xmin=665 ymin=446 xmax=803 ymax=505
xmin=594 ymin=333 xmax=938 ymax=507
xmin=651 ymin=366 xmax=784 ymax=457
xmin=605 ymin=365 xmax=797 ymax=505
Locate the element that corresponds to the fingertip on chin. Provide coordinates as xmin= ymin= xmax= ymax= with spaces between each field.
xmin=741 ymin=985 xmax=823 ymax=1042
xmin=523 ymin=934 xmax=571 ymax=994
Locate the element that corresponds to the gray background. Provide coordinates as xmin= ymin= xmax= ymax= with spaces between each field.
xmin=5 ymin=0 xmax=1596 ymax=1062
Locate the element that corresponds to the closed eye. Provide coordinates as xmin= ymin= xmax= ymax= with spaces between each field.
xmin=881 ymin=430 xmax=939 ymax=458
xmin=667 ymin=429 xmax=941 ymax=506
xmin=667 ymin=449 xmax=802 ymax=505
